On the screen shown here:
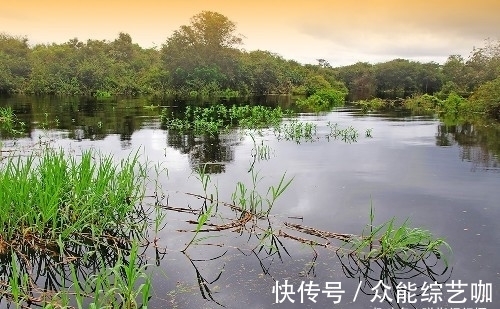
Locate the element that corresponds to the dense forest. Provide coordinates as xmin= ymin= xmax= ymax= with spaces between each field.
xmin=1 ymin=11 xmax=499 ymax=118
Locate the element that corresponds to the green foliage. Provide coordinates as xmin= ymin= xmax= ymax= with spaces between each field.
xmin=0 ymin=149 xmax=146 ymax=247
xmin=161 ymin=104 xmax=285 ymax=135
xmin=304 ymin=74 xmax=331 ymax=96
xmin=402 ymin=94 xmax=441 ymax=113
xmin=296 ymin=88 xmax=346 ymax=112
xmin=337 ymin=62 xmax=377 ymax=101
xmin=345 ymin=209 xmax=451 ymax=263
xmin=291 ymin=85 xmax=306 ymax=95
xmin=469 ymin=77 xmax=500 ymax=119
xmin=438 ymin=92 xmax=467 ymax=115
xmin=316 ymin=88 xmax=346 ymax=106
xmin=240 ymin=50 xmax=295 ymax=94
xmin=0 ymin=33 xmax=31 ymax=93
xmin=357 ymin=97 xmax=387 ymax=112
xmin=94 ymin=89 xmax=112 ymax=98
xmin=0 ymin=106 xmax=24 ymax=136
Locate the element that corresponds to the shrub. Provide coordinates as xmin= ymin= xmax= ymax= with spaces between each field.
xmin=469 ymin=77 xmax=500 ymax=119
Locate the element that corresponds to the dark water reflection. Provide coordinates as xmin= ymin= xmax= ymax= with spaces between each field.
xmin=1 ymin=95 xmax=499 ymax=308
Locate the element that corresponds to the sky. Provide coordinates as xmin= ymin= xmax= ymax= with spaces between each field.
xmin=2 ymin=0 xmax=500 ymax=67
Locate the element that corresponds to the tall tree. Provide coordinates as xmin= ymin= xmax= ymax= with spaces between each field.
xmin=161 ymin=11 xmax=243 ymax=92
xmin=0 ymin=33 xmax=31 ymax=93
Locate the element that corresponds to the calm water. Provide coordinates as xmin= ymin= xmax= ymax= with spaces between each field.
xmin=1 ymin=95 xmax=499 ymax=308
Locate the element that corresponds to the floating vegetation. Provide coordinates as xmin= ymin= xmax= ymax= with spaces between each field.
xmin=275 ymin=120 xmax=317 ymax=143
xmin=160 ymin=104 xmax=285 ymax=135
xmin=327 ymin=121 xmax=359 ymax=143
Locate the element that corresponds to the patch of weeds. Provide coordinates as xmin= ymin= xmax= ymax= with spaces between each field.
xmin=160 ymin=104 xmax=285 ymax=135
xmin=274 ymin=120 xmax=317 ymax=143
xmin=327 ymin=122 xmax=359 ymax=143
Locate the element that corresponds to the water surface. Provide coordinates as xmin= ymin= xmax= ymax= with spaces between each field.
xmin=1 ymin=95 xmax=499 ymax=308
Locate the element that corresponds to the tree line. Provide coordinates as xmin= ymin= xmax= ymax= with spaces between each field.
xmin=1 ymin=11 xmax=499 ymax=106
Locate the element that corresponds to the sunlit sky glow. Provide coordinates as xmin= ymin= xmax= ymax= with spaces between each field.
xmin=2 ymin=0 xmax=499 ymax=66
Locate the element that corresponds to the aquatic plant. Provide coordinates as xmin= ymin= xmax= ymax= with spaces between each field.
xmin=357 ymin=98 xmax=388 ymax=112
xmin=275 ymin=120 xmax=317 ymax=143
xmin=160 ymin=104 xmax=285 ymax=135
xmin=0 ymin=149 xmax=147 ymax=253
xmin=0 ymin=147 xmax=153 ymax=308
xmin=342 ymin=206 xmax=451 ymax=264
xmin=248 ymin=133 xmax=273 ymax=171
xmin=0 ymin=107 xmax=24 ymax=136
xmin=295 ymin=88 xmax=346 ymax=112
xmin=327 ymin=121 xmax=359 ymax=143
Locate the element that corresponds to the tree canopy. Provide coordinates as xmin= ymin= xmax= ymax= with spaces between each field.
xmin=0 ymin=13 xmax=500 ymax=118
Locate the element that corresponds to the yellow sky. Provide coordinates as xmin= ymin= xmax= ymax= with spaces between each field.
xmin=2 ymin=0 xmax=499 ymax=66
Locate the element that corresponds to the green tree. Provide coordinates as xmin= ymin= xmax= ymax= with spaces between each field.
xmin=337 ymin=62 xmax=377 ymax=101
xmin=304 ymin=74 xmax=331 ymax=96
xmin=373 ymin=59 xmax=439 ymax=99
xmin=161 ymin=11 xmax=243 ymax=93
xmin=463 ymin=39 xmax=500 ymax=92
xmin=240 ymin=50 xmax=292 ymax=94
xmin=469 ymin=77 xmax=500 ymax=119
xmin=0 ymin=33 xmax=31 ymax=93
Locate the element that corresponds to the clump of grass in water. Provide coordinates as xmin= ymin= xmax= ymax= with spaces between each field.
xmin=41 ymin=240 xmax=151 ymax=309
xmin=0 ymin=149 xmax=147 ymax=253
xmin=0 ymin=149 xmax=152 ymax=308
xmin=274 ymin=119 xmax=317 ymax=143
xmin=231 ymin=169 xmax=293 ymax=217
xmin=327 ymin=121 xmax=359 ymax=143
xmin=160 ymin=104 xmax=285 ymax=135
xmin=344 ymin=206 xmax=451 ymax=264
xmin=0 ymin=107 xmax=24 ymax=136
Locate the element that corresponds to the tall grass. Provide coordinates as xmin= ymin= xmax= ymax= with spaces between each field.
xmin=0 ymin=149 xmax=147 ymax=252
xmin=0 ymin=148 xmax=152 ymax=308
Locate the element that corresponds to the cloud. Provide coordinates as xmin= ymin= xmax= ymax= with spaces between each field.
xmin=292 ymin=0 xmax=500 ymax=64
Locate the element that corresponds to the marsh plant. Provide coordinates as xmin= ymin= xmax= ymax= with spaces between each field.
xmin=231 ymin=169 xmax=293 ymax=217
xmin=342 ymin=206 xmax=451 ymax=264
xmin=327 ymin=121 xmax=359 ymax=143
xmin=248 ymin=133 xmax=273 ymax=171
xmin=0 ymin=148 xmax=153 ymax=308
xmin=0 ymin=107 xmax=24 ymax=136
xmin=275 ymin=120 xmax=317 ymax=143
xmin=0 ymin=149 xmax=147 ymax=253
xmin=161 ymin=104 xmax=285 ymax=135
xmin=182 ymin=163 xmax=219 ymax=252
xmin=41 ymin=241 xmax=151 ymax=309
